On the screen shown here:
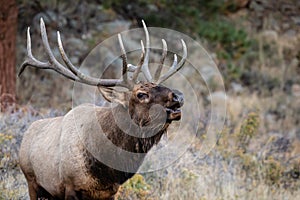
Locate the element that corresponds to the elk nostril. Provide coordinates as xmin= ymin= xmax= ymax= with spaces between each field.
xmin=173 ymin=94 xmax=179 ymax=102
xmin=171 ymin=90 xmax=184 ymax=106
xmin=172 ymin=94 xmax=184 ymax=107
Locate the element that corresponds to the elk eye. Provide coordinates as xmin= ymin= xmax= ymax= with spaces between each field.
xmin=137 ymin=92 xmax=148 ymax=99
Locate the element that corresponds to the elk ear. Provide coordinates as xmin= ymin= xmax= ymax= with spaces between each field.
xmin=98 ymin=87 xmax=129 ymax=108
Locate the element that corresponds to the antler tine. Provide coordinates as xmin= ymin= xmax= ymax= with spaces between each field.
xmin=18 ymin=27 xmax=33 ymax=76
xmin=157 ymin=39 xmax=187 ymax=84
xmin=118 ymin=34 xmax=128 ymax=84
xmin=57 ymin=32 xmax=122 ymax=86
xmin=39 ymin=18 xmax=81 ymax=80
xmin=170 ymin=54 xmax=178 ymax=71
xmin=18 ymin=26 xmax=78 ymax=81
xmin=132 ymin=40 xmax=145 ymax=82
xmin=154 ymin=39 xmax=167 ymax=82
xmin=18 ymin=27 xmax=39 ymax=76
xmin=140 ymin=20 xmax=152 ymax=82
xmin=19 ymin=18 xmax=125 ymax=88
xmin=57 ymin=31 xmax=77 ymax=75
xmin=19 ymin=19 xmax=187 ymax=89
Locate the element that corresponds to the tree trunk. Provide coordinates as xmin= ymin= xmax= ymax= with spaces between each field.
xmin=0 ymin=0 xmax=18 ymax=111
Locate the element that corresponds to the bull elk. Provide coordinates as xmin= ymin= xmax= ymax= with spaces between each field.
xmin=19 ymin=18 xmax=187 ymax=200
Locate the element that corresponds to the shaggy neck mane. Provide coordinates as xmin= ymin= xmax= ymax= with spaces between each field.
xmin=85 ymin=104 xmax=170 ymax=188
xmin=97 ymin=104 xmax=169 ymax=154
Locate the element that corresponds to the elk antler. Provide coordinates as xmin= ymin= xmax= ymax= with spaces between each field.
xmin=18 ymin=18 xmax=187 ymax=89
xmin=128 ymin=20 xmax=187 ymax=84
xmin=18 ymin=18 xmax=132 ymax=88
xmin=156 ymin=39 xmax=187 ymax=84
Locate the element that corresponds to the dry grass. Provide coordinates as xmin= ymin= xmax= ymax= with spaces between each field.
xmin=0 ymin=106 xmax=64 ymax=200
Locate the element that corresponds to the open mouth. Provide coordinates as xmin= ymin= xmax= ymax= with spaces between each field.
xmin=165 ymin=91 xmax=184 ymax=122
xmin=166 ymin=107 xmax=181 ymax=121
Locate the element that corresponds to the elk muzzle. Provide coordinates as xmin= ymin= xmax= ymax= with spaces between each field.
xmin=166 ymin=90 xmax=184 ymax=121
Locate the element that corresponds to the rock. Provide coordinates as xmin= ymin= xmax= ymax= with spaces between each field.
xmin=292 ymin=16 xmax=300 ymax=25
xmin=70 ymin=56 xmax=79 ymax=64
xmin=283 ymin=29 xmax=297 ymax=38
xmin=69 ymin=19 xmax=79 ymax=29
xmin=265 ymin=113 xmax=276 ymax=128
xmin=67 ymin=38 xmax=88 ymax=52
xmin=96 ymin=20 xmax=132 ymax=35
xmin=235 ymin=0 xmax=249 ymax=8
xmin=34 ymin=11 xmax=67 ymax=27
xmin=249 ymin=0 xmax=265 ymax=12
xmin=261 ymin=30 xmax=278 ymax=42
xmin=200 ymin=65 xmax=216 ymax=81
xmin=147 ymin=4 xmax=158 ymax=12
xmin=231 ymin=82 xmax=243 ymax=93
xmin=282 ymin=23 xmax=290 ymax=30
xmin=291 ymin=84 xmax=300 ymax=97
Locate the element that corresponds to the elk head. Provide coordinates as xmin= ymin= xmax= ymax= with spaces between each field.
xmin=19 ymin=19 xmax=187 ymax=130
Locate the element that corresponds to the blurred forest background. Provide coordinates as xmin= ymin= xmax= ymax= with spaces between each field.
xmin=1 ymin=0 xmax=300 ymax=199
